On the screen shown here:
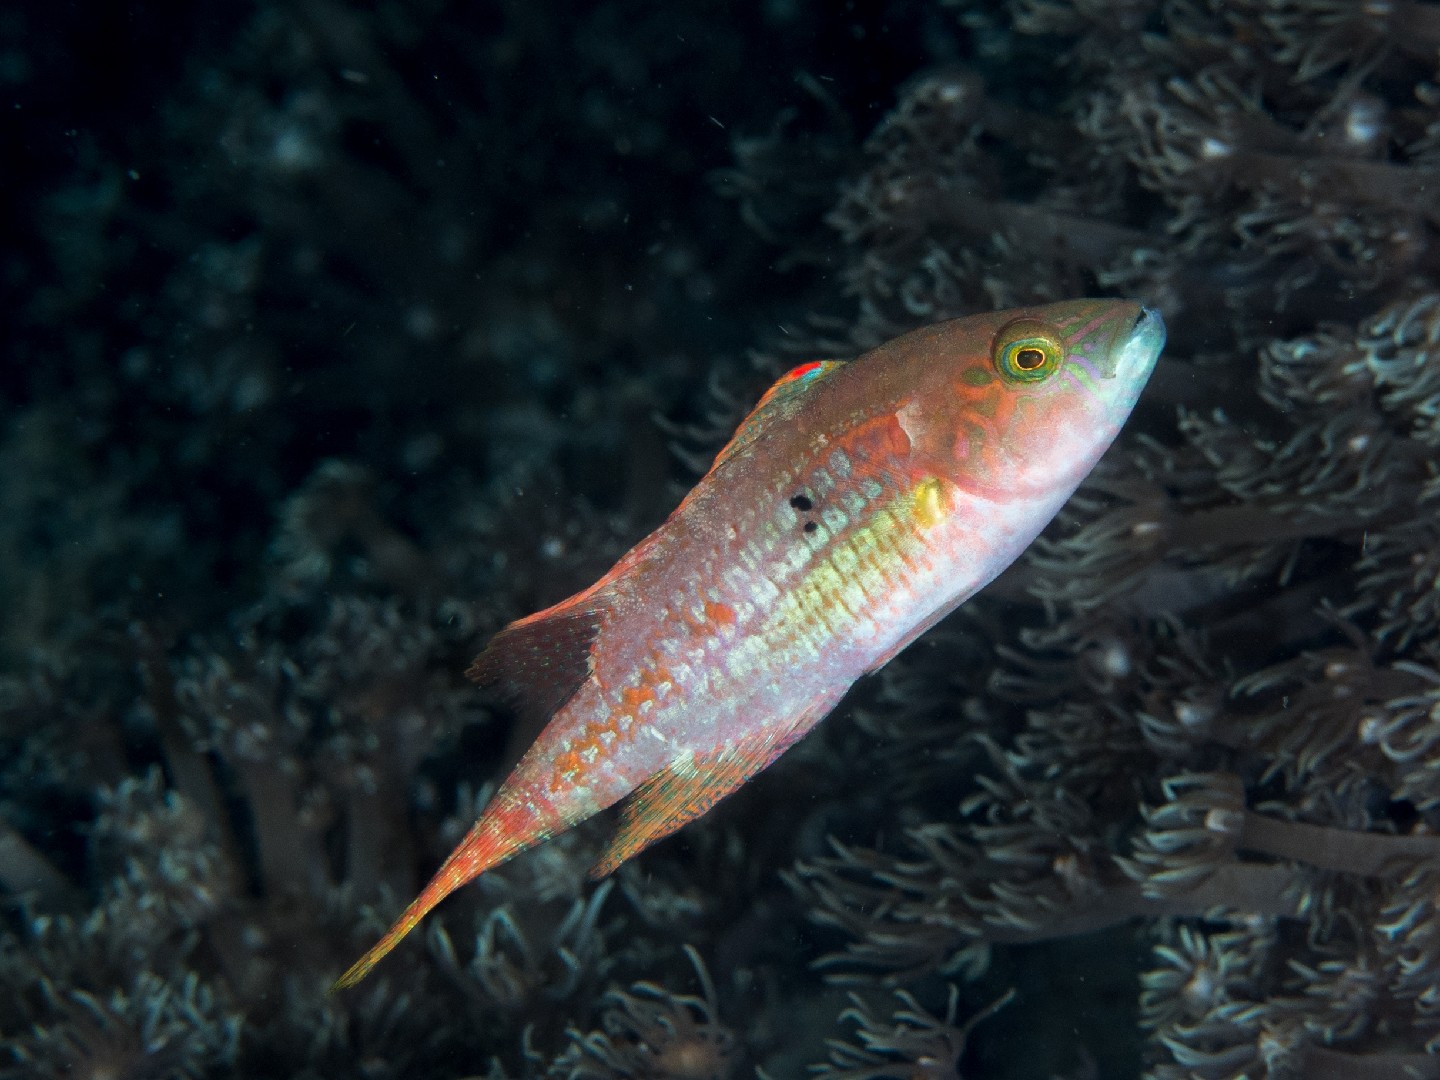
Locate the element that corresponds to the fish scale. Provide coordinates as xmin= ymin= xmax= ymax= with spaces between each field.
xmin=332 ymin=298 xmax=1165 ymax=989
xmin=695 ymin=470 xmax=905 ymax=687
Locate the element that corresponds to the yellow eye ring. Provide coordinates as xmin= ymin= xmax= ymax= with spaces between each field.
xmin=992 ymin=319 xmax=1064 ymax=383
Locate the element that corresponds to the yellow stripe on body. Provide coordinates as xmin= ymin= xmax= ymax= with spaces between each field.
xmin=732 ymin=477 xmax=949 ymax=674
xmin=911 ymin=477 xmax=946 ymax=529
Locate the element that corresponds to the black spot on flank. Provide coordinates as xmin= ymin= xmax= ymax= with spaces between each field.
xmin=803 ymin=521 xmax=818 ymax=534
xmin=790 ymin=493 xmax=814 ymax=511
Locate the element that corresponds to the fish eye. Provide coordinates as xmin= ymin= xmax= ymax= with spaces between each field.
xmin=992 ymin=319 xmax=1063 ymax=383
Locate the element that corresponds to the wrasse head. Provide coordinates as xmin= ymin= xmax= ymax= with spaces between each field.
xmin=903 ymin=298 xmax=1165 ymax=497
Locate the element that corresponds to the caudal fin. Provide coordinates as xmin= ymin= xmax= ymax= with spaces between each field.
xmin=330 ymin=803 xmax=537 ymax=991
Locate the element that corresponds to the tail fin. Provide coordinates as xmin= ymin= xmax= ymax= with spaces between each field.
xmin=330 ymin=803 xmax=537 ymax=991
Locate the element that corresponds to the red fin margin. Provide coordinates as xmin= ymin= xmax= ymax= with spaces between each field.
xmin=710 ymin=359 xmax=846 ymax=473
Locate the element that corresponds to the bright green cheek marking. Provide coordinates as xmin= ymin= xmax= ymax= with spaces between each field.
xmin=1066 ymin=358 xmax=1100 ymax=395
xmin=961 ymin=367 xmax=994 ymax=387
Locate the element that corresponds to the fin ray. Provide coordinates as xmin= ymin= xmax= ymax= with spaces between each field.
xmin=467 ymin=604 xmax=604 ymax=763
xmin=589 ymin=700 xmax=836 ymax=879
xmin=589 ymin=751 xmax=752 ymax=878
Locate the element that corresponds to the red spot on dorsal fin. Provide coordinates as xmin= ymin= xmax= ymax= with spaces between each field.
xmin=710 ymin=359 xmax=846 ymax=473
xmin=467 ymin=603 xmax=604 ymax=733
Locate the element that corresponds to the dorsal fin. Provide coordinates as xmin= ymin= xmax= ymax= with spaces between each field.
xmin=711 ymin=359 xmax=846 ymax=472
xmin=467 ymin=604 xmax=603 ymax=735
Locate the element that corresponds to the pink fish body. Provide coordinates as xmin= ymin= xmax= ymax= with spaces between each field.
xmin=334 ymin=298 xmax=1164 ymax=988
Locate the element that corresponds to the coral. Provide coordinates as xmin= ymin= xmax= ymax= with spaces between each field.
xmin=809 ymin=987 xmax=1013 ymax=1080
xmin=1 ymin=912 xmax=240 ymax=1080
xmin=550 ymin=947 xmax=737 ymax=1080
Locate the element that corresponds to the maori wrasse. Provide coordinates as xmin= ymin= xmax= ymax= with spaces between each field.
xmin=333 ymin=298 xmax=1165 ymax=989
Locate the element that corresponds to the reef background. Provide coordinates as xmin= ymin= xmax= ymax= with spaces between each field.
xmin=4 ymin=2 xmax=1440 ymax=1078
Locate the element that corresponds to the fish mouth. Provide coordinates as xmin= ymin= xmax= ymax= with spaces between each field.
xmin=1112 ymin=306 xmax=1166 ymax=384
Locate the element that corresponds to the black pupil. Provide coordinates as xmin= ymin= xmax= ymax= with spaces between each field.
xmin=1015 ymin=346 xmax=1046 ymax=370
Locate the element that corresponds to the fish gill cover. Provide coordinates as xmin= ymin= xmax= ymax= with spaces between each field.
xmin=1 ymin=1 xmax=1439 ymax=1078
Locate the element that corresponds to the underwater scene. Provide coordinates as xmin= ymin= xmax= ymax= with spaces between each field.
xmin=3 ymin=1 xmax=1440 ymax=1077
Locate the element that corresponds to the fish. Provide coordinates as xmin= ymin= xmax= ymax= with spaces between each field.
xmin=332 ymin=298 xmax=1165 ymax=989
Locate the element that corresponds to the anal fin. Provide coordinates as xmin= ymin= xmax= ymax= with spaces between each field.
xmin=589 ymin=712 xmax=825 ymax=879
xmin=589 ymin=750 xmax=751 ymax=878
